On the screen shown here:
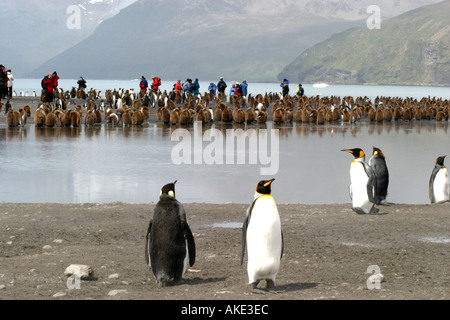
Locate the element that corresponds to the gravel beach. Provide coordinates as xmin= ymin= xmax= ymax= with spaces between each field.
xmin=0 ymin=201 xmax=448 ymax=301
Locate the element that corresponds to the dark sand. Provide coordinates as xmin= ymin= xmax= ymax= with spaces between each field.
xmin=0 ymin=201 xmax=448 ymax=300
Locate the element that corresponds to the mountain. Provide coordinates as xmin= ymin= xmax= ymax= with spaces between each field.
xmin=0 ymin=0 xmax=137 ymax=76
xmin=278 ymin=0 xmax=450 ymax=86
xmin=28 ymin=0 xmax=441 ymax=82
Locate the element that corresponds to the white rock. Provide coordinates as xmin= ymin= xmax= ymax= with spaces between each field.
xmin=64 ymin=264 xmax=94 ymax=280
xmin=42 ymin=245 xmax=52 ymax=250
xmin=108 ymin=289 xmax=127 ymax=296
xmin=53 ymin=291 xmax=67 ymax=298
xmin=108 ymin=273 xmax=119 ymax=279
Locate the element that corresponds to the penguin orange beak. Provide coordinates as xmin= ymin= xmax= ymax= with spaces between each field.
xmin=264 ymin=178 xmax=275 ymax=187
xmin=341 ymin=149 xmax=353 ymax=154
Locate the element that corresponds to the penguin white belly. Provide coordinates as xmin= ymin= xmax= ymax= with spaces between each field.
xmin=433 ymin=168 xmax=449 ymax=203
xmin=350 ymin=162 xmax=373 ymax=213
xmin=246 ymin=196 xmax=282 ymax=283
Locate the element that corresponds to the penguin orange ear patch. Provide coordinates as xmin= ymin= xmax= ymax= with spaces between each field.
xmin=168 ymin=191 xmax=175 ymax=198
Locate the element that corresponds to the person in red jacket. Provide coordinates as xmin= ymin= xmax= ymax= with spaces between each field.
xmin=52 ymin=71 xmax=59 ymax=89
xmin=139 ymin=76 xmax=148 ymax=92
xmin=42 ymin=73 xmax=57 ymax=103
xmin=174 ymin=80 xmax=182 ymax=94
xmin=151 ymin=75 xmax=161 ymax=92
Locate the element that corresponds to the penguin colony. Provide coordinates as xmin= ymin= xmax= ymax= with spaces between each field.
xmin=2 ymin=86 xmax=449 ymax=128
xmin=2 ymin=88 xmax=448 ymax=293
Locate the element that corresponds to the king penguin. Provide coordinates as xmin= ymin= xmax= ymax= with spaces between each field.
xmin=145 ymin=181 xmax=196 ymax=287
xmin=342 ymin=148 xmax=379 ymax=214
xmin=369 ymin=147 xmax=389 ymax=204
xmin=241 ymin=178 xmax=283 ymax=293
xmin=429 ymin=156 xmax=449 ymax=204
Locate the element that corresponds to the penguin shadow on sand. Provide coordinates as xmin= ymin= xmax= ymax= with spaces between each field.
xmin=271 ymin=282 xmax=320 ymax=293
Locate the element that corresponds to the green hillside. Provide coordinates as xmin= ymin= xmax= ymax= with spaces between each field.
xmin=279 ymin=0 xmax=450 ymax=86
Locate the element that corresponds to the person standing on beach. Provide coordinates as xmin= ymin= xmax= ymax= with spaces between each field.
xmin=280 ymin=79 xmax=290 ymax=97
xmin=43 ymin=73 xmax=57 ymax=103
xmin=151 ymin=75 xmax=161 ymax=93
xmin=6 ymin=69 xmax=14 ymax=99
xmin=140 ymin=76 xmax=148 ymax=93
xmin=78 ymin=76 xmax=87 ymax=91
xmin=0 ymin=65 xmax=8 ymax=100
xmin=208 ymin=82 xmax=217 ymax=96
xmin=217 ymin=77 xmax=227 ymax=94
xmin=234 ymin=82 xmax=242 ymax=97
xmin=52 ymin=71 xmax=59 ymax=98
xmin=174 ymin=80 xmax=182 ymax=94
xmin=240 ymin=80 xmax=248 ymax=98
xmin=230 ymin=83 xmax=235 ymax=97
xmin=192 ymin=78 xmax=200 ymax=98
xmin=296 ymin=84 xmax=304 ymax=97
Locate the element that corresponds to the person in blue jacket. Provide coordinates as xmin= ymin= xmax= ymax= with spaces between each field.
xmin=240 ymin=80 xmax=248 ymax=97
xmin=192 ymin=78 xmax=200 ymax=98
xmin=208 ymin=82 xmax=217 ymax=95
xmin=280 ymin=79 xmax=290 ymax=97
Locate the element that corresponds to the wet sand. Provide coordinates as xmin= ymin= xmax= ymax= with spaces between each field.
xmin=0 ymin=201 xmax=448 ymax=301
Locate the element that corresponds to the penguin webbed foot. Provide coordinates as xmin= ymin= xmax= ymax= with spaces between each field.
xmin=352 ymin=206 xmax=379 ymax=215
xmin=250 ymin=280 xmax=281 ymax=294
xmin=352 ymin=207 xmax=367 ymax=215
xmin=250 ymin=282 xmax=266 ymax=294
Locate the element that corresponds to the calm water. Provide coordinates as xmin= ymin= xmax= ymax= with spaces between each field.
xmin=1 ymin=120 xmax=448 ymax=205
xmin=1 ymin=80 xmax=449 ymax=204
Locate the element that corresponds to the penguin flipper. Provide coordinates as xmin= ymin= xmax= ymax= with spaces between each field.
xmin=365 ymin=164 xmax=377 ymax=203
xmin=429 ymin=167 xmax=440 ymax=203
xmin=240 ymin=202 xmax=255 ymax=266
xmin=240 ymin=213 xmax=250 ymax=266
xmin=182 ymin=221 xmax=196 ymax=267
xmin=178 ymin=204 xmax=196 ymax=266
xmin=280 ymin=231 xmax=284 ymax=260
xmin=144 ymin=220 xmax=153 ymax=266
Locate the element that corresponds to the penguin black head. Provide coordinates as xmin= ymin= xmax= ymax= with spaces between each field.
xmin=342 ymin=148 xmax=365 ymax=159
xmin=372 ymin=146 xmax=385 ymax=159
xmin=255 ymin=178 xmax=275 ymax=195
xmin=160 ymin=180 xmax=177 ymax=198
xmin=436 ymin=156 xmax=446 ymax=166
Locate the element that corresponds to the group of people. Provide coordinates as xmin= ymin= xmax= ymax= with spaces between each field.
xmin=41 ymin=73 xmax=87 ymax=103
xmin=41 ymin=72 xmax=60 ymax=103
xmin=281 ymin=79 xmax=304 ymax=98
xmin=33 ymin=72 xmax=306 ymax=106
xmin=0 ymin=64 xmax=14 ymax=100
xmin=140 ymin=75 xmax=162 ymax=93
